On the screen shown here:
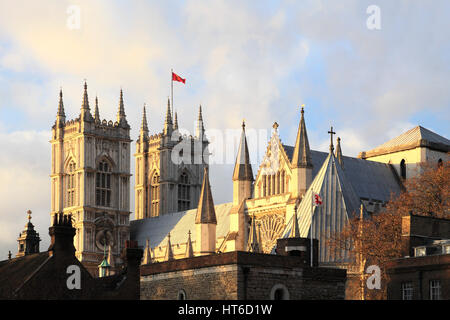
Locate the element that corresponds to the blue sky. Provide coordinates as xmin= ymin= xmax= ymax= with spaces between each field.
xmin=0 ymin=0 xmax=449 ymax=257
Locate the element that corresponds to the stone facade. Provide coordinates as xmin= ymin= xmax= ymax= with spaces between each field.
xmin=50 ymin=84 xmax=132 ymax=275
xmin=140 ymin=251 xmax=346 ymax=300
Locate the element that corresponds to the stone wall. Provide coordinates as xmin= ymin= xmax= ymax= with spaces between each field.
xmin=140 ymin=251 xmax=346 ymax=300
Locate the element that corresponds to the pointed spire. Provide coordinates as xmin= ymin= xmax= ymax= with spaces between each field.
xmin=80 ymin=81 xmax=93 ymax=121
xmin=185 ymin=230 xmax=194 ymax=258
xmin=195 ymin=167 xmax=217 ymax=224
xmin=107 ymin=244 xmax=115 ymax=268
xmin=336 ymin=137 xmax=344 ymax=169
xmin=142 ymin=238 xmax=152 ymax=264
xmin=290 ymin=203 xmax=300 ymax=238
xmin=94 ymin=96 xmax=100 ymax=123
xmin=328 ymin=126 xmax=336 ymax=154
xmin=57 ymin=88 xmax=65 ymax=119
xmin=247 ymin=214 xmax=260 ymax=253
xmin=196 ymin=105 xmax=205 ymax=138
xmin=292 ymin=106 xmax=312 ymax=167
xmin=164 ymin=98 xmax=173 ymax=135
xmin=140 ymin=104 xmax=149 ymax=138
xmin=117 ymin=88 xmax=128 ymax=126
xmin=173 ymin=112 xmax=179 ymax=130
xmin=164 ymin=233 xmax=174 ymax=261
xmin=233 ymin=120 xmax=254 ymax=181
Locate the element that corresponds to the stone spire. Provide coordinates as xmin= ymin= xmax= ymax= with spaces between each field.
xmin=57 ymin=88 xmax=65 ymax=120
xmin=117 ymin=89 xmax=128 ymax=127
xmin=196 ymin=105 xmax=205 ymax=138
xmin=173 ymin=111 xmax=179 ymax=130
xmin=107 ymin=244 xmax=115 ymax=268
xmin=233 ymin=120 xmax=254 ymax=181
xmin=185 ymin=230 xmax=194 ymax=258
xmin=80 ymin=81 xmax=93 ymax=121
xmin=94 ymin=96 xmax=100 ymax=123
xmin=16 ymin=210 xmax=41 ymax=257
xmin=290 ymin=203 xmax=300 ymax=238
xmin=336 ymin=137 xmax=344 ymax=169
xmin=163 ymin=98 xmax=173 ymax=136
xmin=142 ymin=238 xmax=152 ymax=265
xmin=140 ymin=104 xmax=149 ymax=138
xmin=291 ymin=106 xmax=312 ymax=168
xmin=195 ymin=167 xmax=217 ymax=224
xmin=247 ymin=214 xmax=260 ymax=253
xmin=164 ymin=233 xmax=174 ymax=261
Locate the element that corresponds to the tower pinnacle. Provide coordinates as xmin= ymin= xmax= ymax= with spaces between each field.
xmin=292 ymin=105 xmax=312 ymax=168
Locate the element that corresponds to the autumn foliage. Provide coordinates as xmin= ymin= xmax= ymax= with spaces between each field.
xmin=329 ymin=160 xmax=450 ymax=299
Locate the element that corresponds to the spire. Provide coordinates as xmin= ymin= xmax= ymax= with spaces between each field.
xmin=195 ymin=167 xmax=217 ymax=224
xmin=292 ymin=106 xmax=312 ymax=168
xmin=290 ymin=203 xmax=300 ymax=238
xmin=173 ymin=111 xmax=179 ymax=130
xmin=57 ymin=88 xmax=65 ymax=119
xmin=107 ymin=244 xmax=115 ymax=268
xmin=233 ymin=120 xmax=254 ymax=181
xmin=196 ymin=105 xmax=205 ymax=138
xmin=80 ymin=81 xmax=93 ymax=121
xmin=247 ymin=214 xmax=260 ymax=253
xmin=16 ymin=210 xmax=41 ymax=257
xmin=328 ymin=126 xmax=336 ymax=153
xmin=336 ymin=137 xmax=344 ymax=169
xmin=164 ymin=233 xmax=174 ymax=261
xmin=140 ymin=104 xmax=149 ymax=138
xmin=185 ymin=230 xmax=194 ymax=258
xmin=117 ymin=88 xmax=128 ymax=127
xmin=142 ymin=238 xmax=152 ymax=264
xmin=163 ymin=98 xmax=173 ymax=135
xmin=94 ymin=96 xmax=100 ymax=123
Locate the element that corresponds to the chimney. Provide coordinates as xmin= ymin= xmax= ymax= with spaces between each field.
xmin=48 ymin=213 xmax=76 ymax=257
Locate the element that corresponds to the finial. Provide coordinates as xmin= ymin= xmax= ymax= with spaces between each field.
xmin=273 ymin=122 xmax=279 ymax=130
xmin=301 ymin=104 xmax=305 ymax=114
xmin=328 ymin=126 xmax=336 ymax=153
xmin=8 ymin=251 xmax=12 ymax=260
xmin=27 ymin=210 xmax=32 ymax=222
xmin=242 ymin=119 xmax=246 ymax=129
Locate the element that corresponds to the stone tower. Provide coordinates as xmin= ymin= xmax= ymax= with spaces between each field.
xmin=134 ymin=103 xmax=209 ymax=219
xmin=50 ymin=83 xmax=132 ymax=276
xmin=16 ymin=210 xmax=41 ymax=257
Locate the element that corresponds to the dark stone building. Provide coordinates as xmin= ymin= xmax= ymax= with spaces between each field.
xmin=386 ymin=214 xmax=450 ymax=300
xmin=140 ymin=237 xmax=346 ymax=300
xmin=0 ymin=213 xmax=142 ymax=300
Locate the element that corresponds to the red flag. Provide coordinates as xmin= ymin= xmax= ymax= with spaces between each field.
xmin=172 ymin=72 xmax=186 ymax=84
xmin=312 ymin=192 xmax=323 ymax=206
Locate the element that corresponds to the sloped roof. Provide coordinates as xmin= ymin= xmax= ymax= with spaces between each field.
xmin=130 ymin=203 xmax=233 ymax=249
xmin=283 ymin=145 xmax=401 ymax=202
xmin=283 ymin=152 xmax=364 ymax=263
xmin=360 ymin=126 xmax=450 ymax=158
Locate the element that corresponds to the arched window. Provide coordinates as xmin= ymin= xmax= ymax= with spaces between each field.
xmin=178 ymin=172 xmax=190 ymax=211
xmin=66 ymin=161 xmax=76 ymax=207
xmin=400 ymin=159 xmax=406 ymax=179
xmin=96 ymin=160 xmax=112 ymax=207
xmin=151 ymin=172 xmax=160 ymax=217
xmin=262 ymin=175 xmax=267 ymax=197
xmin=276 ymin=171 xmax=280 ymax=194
xmin=281 ymin=170 xmax=285 ymax=193
xmin=270 ymin=284 xmax=290 ymax=300
xmin=177 ymin=289 xmax=187 ymax=300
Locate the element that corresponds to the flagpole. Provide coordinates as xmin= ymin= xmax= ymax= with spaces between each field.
xmin=171 ymin=68 xmax=174 ymax=118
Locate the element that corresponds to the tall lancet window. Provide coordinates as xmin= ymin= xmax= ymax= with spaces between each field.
xmin=178 ymin=172 xmax=190 ymax=211
xmin=66 ymin=161 xmax=76 ymax=207
xmin=151 ymin=172 xmax=160 ymax=217
xmin=96 ymin=160 xmax=112 ymax=207
xmin=400 ymin=159 xmax=406 ymax=179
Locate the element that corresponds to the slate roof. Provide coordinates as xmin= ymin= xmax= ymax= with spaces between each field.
xmin=130 ymin=203 xmax=233 ymax=249
xmin=283 ymin=145 xmax=401 ymax=202
xmin=360 ymin=126 xmax=450 ymax=158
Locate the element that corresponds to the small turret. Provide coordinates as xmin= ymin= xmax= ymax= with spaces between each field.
xmin=94 ymin=96 xmax=100 ymax=123
xmin=117 ymin=89 xmax=129 ymax=127
xmin=80 ymin=81 xmax=93 ymax=122
xmin=336 ymin=137 xmax=344 ymax=169
xmin=163 ymin=98 xmax=173 ymax=136
xmin=56 ymin=88 xmax=65 ymax=126
xmin=185 ymin=230 xmax=194 ymax=258
xmin=247 ymin=214 xmax=260 ymax=253
xmin=196 ymin=105 xmax=205 ymax=138
xmin=164 ymin=233 xmax=174 ymax=261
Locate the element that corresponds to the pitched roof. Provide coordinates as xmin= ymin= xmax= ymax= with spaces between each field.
xmin=360 ymin=126 xmax=450 ymax=158
xmin=283 ymin=152 xmax=365 ymax=263
xmin=130 ymin=202 xmax=233 ymax=249
xmin=283 ymin=145 xmax=401 ymax=202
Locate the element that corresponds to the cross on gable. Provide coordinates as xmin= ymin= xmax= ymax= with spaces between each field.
xmin=328 ymin=126 xmax=336 ymax=152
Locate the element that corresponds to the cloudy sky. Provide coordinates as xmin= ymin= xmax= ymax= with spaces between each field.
xmin=0 ymin=0 xmax=449 ymax=258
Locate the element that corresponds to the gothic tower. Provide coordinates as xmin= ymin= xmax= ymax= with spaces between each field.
xmin=134 ymin=103 xmax=209 ymax=219
xmin=50 ymin=82 xmax=132 ymax=276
